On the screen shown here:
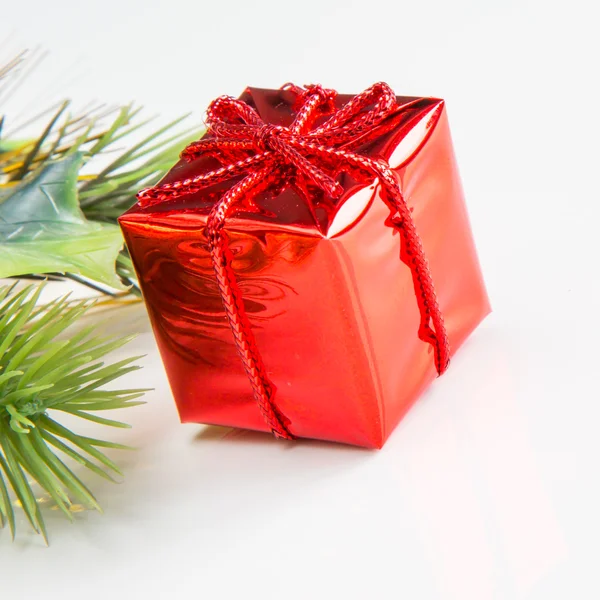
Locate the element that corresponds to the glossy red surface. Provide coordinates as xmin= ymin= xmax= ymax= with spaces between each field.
xmin=119 ymin=87 xmax=490 ymax=448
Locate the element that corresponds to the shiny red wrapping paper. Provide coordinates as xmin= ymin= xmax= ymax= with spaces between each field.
xmin=119 ymin=87 xmax=490 ymax=448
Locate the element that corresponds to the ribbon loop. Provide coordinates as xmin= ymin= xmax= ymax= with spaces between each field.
xmin=291 ymin=84 xmax=337 ymax=134
xmin=137 ymin=83 xmax=451 ymax=440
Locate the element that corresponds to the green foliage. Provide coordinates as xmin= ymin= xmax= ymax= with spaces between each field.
xmin=0 ymin=51 xmax=203 ymax=294
xmin=77 ymin=108 xmax=200 ymax=223
xmin=0 ymin=283 xmax=147 ymax=542
xmin=0 ymin=153 xmax=125 ymax=289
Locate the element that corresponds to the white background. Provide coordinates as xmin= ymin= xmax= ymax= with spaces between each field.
xmin=2 ymin=1 xmax=600 ymax=598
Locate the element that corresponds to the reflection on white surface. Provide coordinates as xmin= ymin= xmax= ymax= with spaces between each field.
xmin=394 ymin=333 xmax=566 ymax=598
xmin=461 ymin=345 xmax=566 ymax=595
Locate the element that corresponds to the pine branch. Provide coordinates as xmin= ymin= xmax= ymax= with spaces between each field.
xmin=0 ymin=283 xmax=147 ymax=542
xmin=1 ymin=50 xmax=203 ymax=297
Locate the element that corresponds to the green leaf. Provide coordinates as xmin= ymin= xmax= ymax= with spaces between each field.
xmin=81 ymin=113 xmax=190 ymax=189
xmin=0 ymin=154 xmax=125 ymax=289
xmin=41 ymin=430 xmax=117 ymax=483
xmin=84 ymin=105 xmax=135 ymax=156
xmin=0 ymin=139 xmax=31 ymax=153
xmin=28 ymin=430 xmax=102 ymax=512
xmin=0 ymin=461 xmax=16 ymax=539
xmin=11 ymin=101 xmax=69 ymax=181
xmin=8 ymin=429 xmax=73 ymax=521
xmin=0 ymin=428 xmax=43 ymax=533
xmin=0 ymin=284 xmax=43 ymax=358
xmin=40 ymin=415 xmax=125 ymax=475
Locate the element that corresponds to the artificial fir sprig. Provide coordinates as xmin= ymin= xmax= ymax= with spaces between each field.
xmin=0 ymin=50 xmax=202 ymax=294
xmin=0 ymin=283 xmax=147 ymax=542
xmin=0 ymin=51 xmax=198 ymax=220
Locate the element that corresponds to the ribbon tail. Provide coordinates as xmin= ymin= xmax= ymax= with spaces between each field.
xmin=206 ymin=169 xmax=295 ymax=439
xmin=375 ymin=163 xmax=451 ymax=375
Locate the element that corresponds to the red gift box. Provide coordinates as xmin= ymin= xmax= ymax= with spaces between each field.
xmin=119 ymin=83 xmax=490 ymax=448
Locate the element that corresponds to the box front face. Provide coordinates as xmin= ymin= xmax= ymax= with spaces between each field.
xmin=121 ymin=214 xmax=384 ymax=447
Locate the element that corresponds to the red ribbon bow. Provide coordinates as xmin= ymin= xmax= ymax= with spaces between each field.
xmin=138 ymin=82 xmax=450 ymax=440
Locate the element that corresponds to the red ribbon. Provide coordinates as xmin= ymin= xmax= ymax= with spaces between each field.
xmin=138 ymin=83 xmax=450 ymax=440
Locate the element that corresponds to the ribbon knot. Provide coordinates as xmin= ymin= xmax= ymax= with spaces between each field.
xmin=137 ymin=83 xmax=450 ymax=440
xmin=253 ymin=124 xmax=282 ymax=151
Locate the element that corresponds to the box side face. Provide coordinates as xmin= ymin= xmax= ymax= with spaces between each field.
xmin=338 ymin=104 xmax=490 ymax=443
xmin=120 ymin=214 xmax=383 ymax=447
xmin=403 ymin=105 xmax=491 ymax=363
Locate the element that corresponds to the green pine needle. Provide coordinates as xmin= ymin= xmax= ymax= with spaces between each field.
xmin=0 ymin=283 xmax=146 ymax=542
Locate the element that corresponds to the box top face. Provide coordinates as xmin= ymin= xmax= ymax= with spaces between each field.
xmin=120 ymin=86 xmax=444 ymax=236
